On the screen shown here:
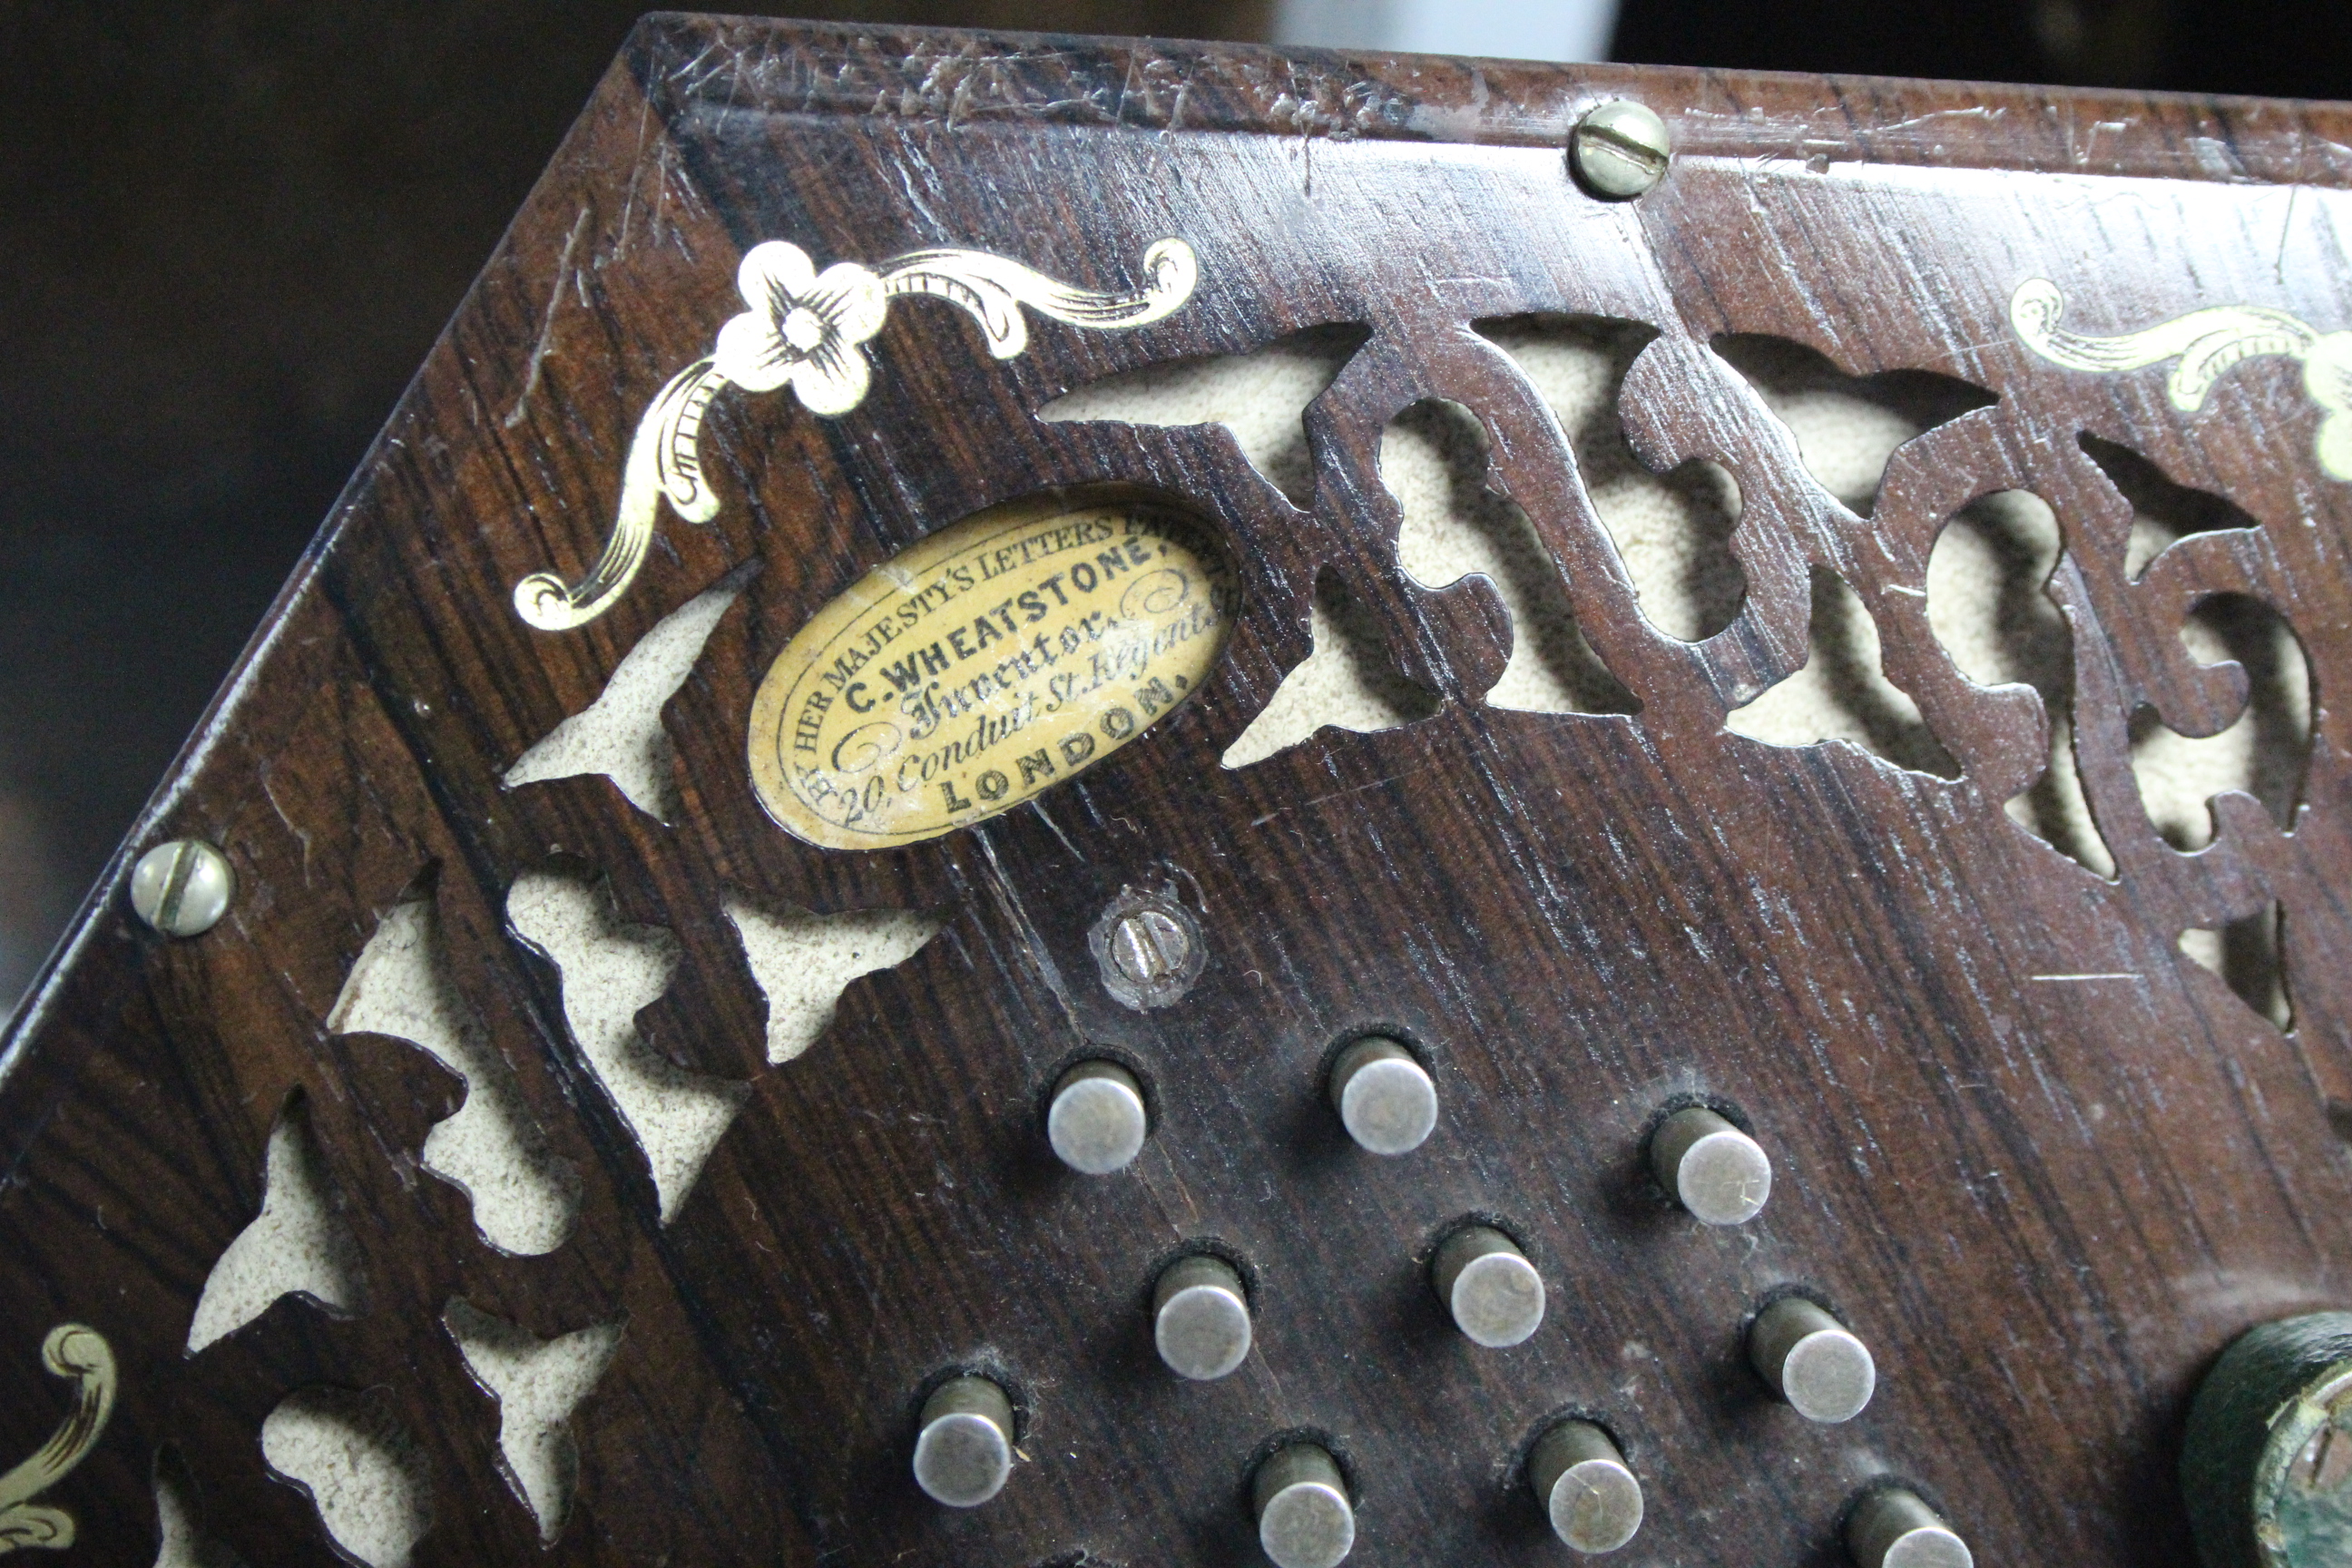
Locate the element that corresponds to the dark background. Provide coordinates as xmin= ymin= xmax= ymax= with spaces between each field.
xmin=2 ymin=0 xmax=2347 ymax=1014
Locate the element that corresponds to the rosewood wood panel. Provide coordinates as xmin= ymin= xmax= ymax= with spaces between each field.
xmin=4 ymin=16 xmax=2351 ymax=1565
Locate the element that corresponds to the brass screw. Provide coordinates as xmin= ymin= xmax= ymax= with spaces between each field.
xmin=1572 ymin=100 xmax=1671 ymax=199
xmin=128 ymin=840 xmax=235 ymax=937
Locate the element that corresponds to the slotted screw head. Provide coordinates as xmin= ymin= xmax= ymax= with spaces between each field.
xmin=1112 ymin=908 xmax=1190 ymax=985
xmin=129 ymin=839 xmax=235 ymax=937
xmin=1090 ymin=889 xmax=1205 ymax=1009
xmin=1572 ymin=100 xmax=1671 ymax=199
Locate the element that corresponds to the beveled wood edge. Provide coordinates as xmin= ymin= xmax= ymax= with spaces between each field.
xmin=638 ymin=10 xmax=2352 ymax=183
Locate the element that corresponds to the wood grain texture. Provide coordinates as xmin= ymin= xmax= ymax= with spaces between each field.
xmin=5 ymin=16 xmax=2352 ymax=1564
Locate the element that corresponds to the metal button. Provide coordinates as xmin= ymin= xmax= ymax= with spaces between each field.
xmin=1154 ymin=1254 xmax=1252 ymax=1381
xmin=1046 ymin=1061 xmax=1148 ymax=1174
xmin=1749 ymin=1297 xmax=1876 ymax=1424
xmin=1433 ymin=1225 xmax=1545 ymax=1348
xmin=1253 ymin=1442 xmax=1354 ymax=1568
xmin=1570 ymin=101 xmax=1671 ymax=200
xmin=911 ymin=1376 xmax=1014 ymax=1507
xmin=1529 ymin=1419 xmax=1643 ymax=1553
xmin=129 ymin=839 xmax=234 ymax=937
xmin=1847 ymin=1488 xmax=1973 ymax=1568
xmin=1328 ymin=1038 xmax=1436 ymax=1155
xmin=1650 ymin=1106 xmax=1771 ymax=1225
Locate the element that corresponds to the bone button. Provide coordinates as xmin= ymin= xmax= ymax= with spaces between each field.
xmin=1328 ymin=1037 xmax=1437 ymax=1155
xmin=1153 ymin=1254 xmax=1253 ymax=1381
xmin=911 ymin=1376 xmax=1014 ymax=1507
xmin=1749 ymin=1297 xmax=1877 ymax=1424
xmin=1046 ymin=1061 xmax=1148 ymax=1174
xmin=1432 ymin=1225 xmax=1546 ymax=1348
xmin=1649 ymin=1106 xmax=1772 ymax=1225
xmin=1528 ymin=1419 xmax=1644 ymax=1554
xmin=1846 ymin=1488 xmax=1974 ymax=1568
xmin=1254 ymin=1441 xmax=1355 ymax=1568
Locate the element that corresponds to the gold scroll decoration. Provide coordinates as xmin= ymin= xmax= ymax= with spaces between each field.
xmin=747 ymin=495 xmax=1239 ymax=849
xmin=513 ymin=238 xmax=1200 ymax=632
xmin=0 ymin=1325 xmax=118 ymax=1555
xmin=2011 ymin=276 xmax=2352 ymax=481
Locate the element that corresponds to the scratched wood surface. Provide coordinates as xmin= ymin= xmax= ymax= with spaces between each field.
xmin=6 ymin=15 xmax=2352 ymax=1565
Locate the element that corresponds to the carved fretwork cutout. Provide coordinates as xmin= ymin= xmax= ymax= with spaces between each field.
xmin=1222 ymin=568 xmax=1439 ymax=769
xmin=1384 ymin=397 xmax=1638 ymax=714
xmin=186 ymin=1092 xmax=363 ymax=1353
xmin=2078 ymin=433 xmax=2265 ymax=580
xmin=1038 ymin=324 xmax=1370 ymax=505
xmin=2131 ymin=593 xmax=2313 ymax=848
xmin=1713 ymin=335 xmax=1996 ymax=514
xmin=505 ymin=571 xmax=750 ymax=821
xmin=1481 ymin=314 xmax=1749 ymax=642
xmin=507 ymin=873 xmax=748 ymax=1223
xmin=329 ymin=897 xmax=581 ymax=1255
xmin=14 ymin=24 xmax=2352 ymax=1568
xmin=1927 ymin=489 xmax=2115 ymax=874
xmin=445 ymin=1299 xmax=624 ymax=1544
xmin=720 ymin=896 xmax=942 ymax=1063
xmin=1728 ymin=566 xmax=1961 ymax=776
xmin=261 ymin=1387 xmax=432 ymax=1568
xmin=2181 ymin=903 xmax=2293 ymax=1030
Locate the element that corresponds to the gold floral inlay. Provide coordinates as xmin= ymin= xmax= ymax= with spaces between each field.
xmin=514 ymin=237 xmax=1200 ymax=632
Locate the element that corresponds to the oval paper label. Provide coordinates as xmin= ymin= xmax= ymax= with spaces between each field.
xmin=748 ymin=495 xmax=1238 ymax=848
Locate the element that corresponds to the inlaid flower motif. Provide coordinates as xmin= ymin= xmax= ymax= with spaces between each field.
xmin=713 ymin=241 xmax=888 ymax=416
xmin=515 ymin=235 xmax=1197 ymax=631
